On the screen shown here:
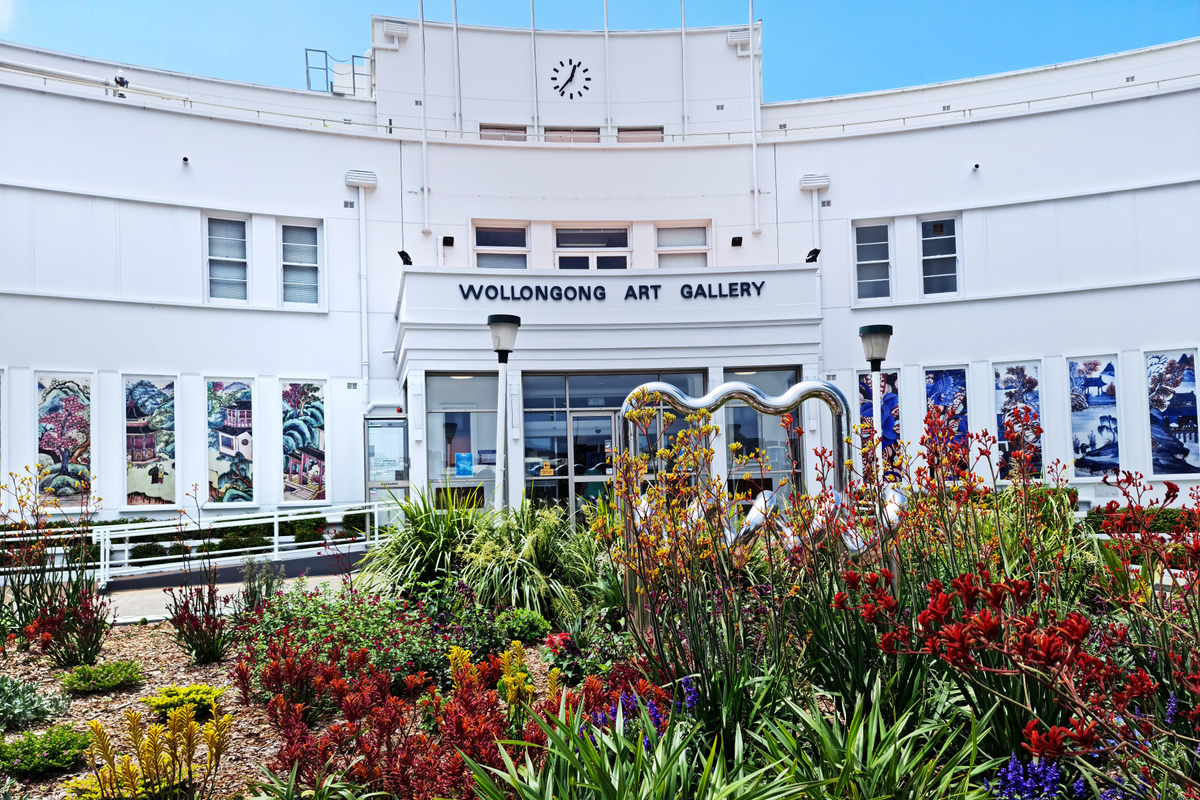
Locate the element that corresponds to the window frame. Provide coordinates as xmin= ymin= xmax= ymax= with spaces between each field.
xmin=204 ymin=215 xmax=251 ymax=305
xmin=919 ymin=213 xmax=962 ymax=299
xmin=617 ymin=127 xmax=665 ymax=143
xmin=553 ymin=226 xmax=632 ymax=270
xmin=278 ymin=221 xmax=323 ymax=308
xmin=851 ymin=219 xmax=893 ymax=305
xmin=655 ymin=222 xmax=711 ymax=269
xmin=544 ymin=127 xmax=602 ymax=144
xmin=473 ymin=222 xmax=531 ymax=270
xmin=479 ymin=124 xmax=528 ymax=142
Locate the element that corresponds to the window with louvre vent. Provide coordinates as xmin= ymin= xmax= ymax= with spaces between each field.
xmin=282 ymin=225 xmax=320 ymax=305
xmin=207 ymin=218 xmax=248 ymax=301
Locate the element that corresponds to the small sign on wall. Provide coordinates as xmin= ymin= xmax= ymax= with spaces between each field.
xmin=455 ymin=452 xmax=473 ymax=477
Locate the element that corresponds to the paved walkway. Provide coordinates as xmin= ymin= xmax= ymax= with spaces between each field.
xmin=107 ymin=573 xmax=345 ymax=623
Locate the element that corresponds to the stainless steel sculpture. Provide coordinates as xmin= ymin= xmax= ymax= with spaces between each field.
xmin=619 ymin=379 xmax=853 ymax=494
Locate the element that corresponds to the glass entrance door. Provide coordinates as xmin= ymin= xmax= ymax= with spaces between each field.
xmin=569 ymin=412 xmax=615 ymax=513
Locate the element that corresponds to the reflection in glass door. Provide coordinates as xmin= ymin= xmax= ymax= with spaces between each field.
xmin=570 ymin=413 xmax=614 ymax=514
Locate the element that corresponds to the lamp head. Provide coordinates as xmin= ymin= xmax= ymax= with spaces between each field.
xmin=858 ymin=324 xmax=893 ymax=372
xmin=487 ymin=314 xmax=521 ymax=362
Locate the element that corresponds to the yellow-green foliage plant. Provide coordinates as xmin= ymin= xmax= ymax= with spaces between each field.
xmin=143 ymin=685 xmax=224 ymax=718
xmin=68 ymin=703 xmax=233 ymax=800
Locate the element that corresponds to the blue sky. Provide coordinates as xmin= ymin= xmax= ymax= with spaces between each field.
xmin=1 ymin=1 xmax=1197 ymax=101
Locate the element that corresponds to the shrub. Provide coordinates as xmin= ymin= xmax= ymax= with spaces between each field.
xmin=356 ymin=491 xmax=488 ymax=588
xmin=281 ymin=517 xmax=326 ymax=544
xmin=130 ymin=542 xmax=168 ymax=561
xmin=165 ymin=560 xmax=229 ymax=664
xmin=61 ymin=660 xmax=144 ymax=694
xmin=0 ymin=724 xmax=91 ymax=777
xmin=144 ymin=684 xmax=225 ymax=718
xmin=496 ymin=607 xmax=550 ymax=643
xmin=0 ymin=674 xmax=68 ymax=730
xmin=23 ymin=589 xmax=112 ymax=668
xmin=78 ymin=703 xmax=233 ymax=800
xmin=233 ymin=557 xmax=286 ymax=618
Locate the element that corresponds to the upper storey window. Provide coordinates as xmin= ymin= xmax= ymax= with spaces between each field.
xmin=475 ymin=226 xmax=529 ymax=269
xmin=618 ymin=127 xmax=664 ymax=143
xmin=480 ymin=124 xmax=526 ymax=142
xmin=545 ymin=127 xmax=600 ymax=144
xmin=207 ymin=218 xmax=248 ymax=301
xmin=921 ymin=218 xmax=959 ymax=295
xmin=657 ymin=225 xmax=709 ymax=268
xmin=556 ymin=228 xmax=629 ymax=270
xmin=854 ymin=224 xmax=891 ymax=301
xmin=282 ymin=225 xmax=320 ymax=304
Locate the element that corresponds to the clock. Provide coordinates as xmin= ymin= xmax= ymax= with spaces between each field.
xmin=550 ymin=58 xmax=592 ymax=99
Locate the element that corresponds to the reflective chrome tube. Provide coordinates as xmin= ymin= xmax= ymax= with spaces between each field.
xmin=619 ymin=379 xmax=852 ymax=493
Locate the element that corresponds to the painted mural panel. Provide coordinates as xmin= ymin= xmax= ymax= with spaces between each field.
xmin=858 ymin=372 xmax=901 ymax=481
xmin=207 ymin=379 xmax=254 ymax=503
xmin=125 ymin=377 xmax=176 ymax=505
xmin=282 ymin=382 xmax=326 ymax=502
xmin=994 ymin=361 xmax=1043 ymax=479
xmin=37 ymin=374 xmax=91 ymax=504
xmin=1146 ymin=349 xmax=1199 ymax=475
xmin=924 ymin=368 xmax=969 ymax=448
xmin=1068 ymin=357 xmax=1120 ymax=478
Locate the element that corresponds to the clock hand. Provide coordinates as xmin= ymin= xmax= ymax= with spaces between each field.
xmin=561 ymin=63 xmax=579 ymax=89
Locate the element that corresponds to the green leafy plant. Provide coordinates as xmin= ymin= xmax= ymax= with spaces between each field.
xmin=144 ymin=684 xmax=225 ymax=718
xmin=233 ymin=556 xmax=286 ymax=618
xmin=0 ymin=674 xmax=68 ymax=731
xmin=754 ymin=683 xmax=999 ymax=800
xmin=0 ymin=724 xmax=91 ymax=777
xmin=496 ymin=607 xmax=551 ymax=643
xmin=130 ymin=542 xmax=168 ymax=561
xmin=61 ymin=660 xmax=144 ymax=694
xmin=245 ymin=763 xmax=379 ymax=800
xmin=357 ymin=489 xmax=491 ymax=589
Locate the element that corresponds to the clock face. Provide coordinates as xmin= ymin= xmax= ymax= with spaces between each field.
xmin=550 ymin=58 xmax=592 ymax=99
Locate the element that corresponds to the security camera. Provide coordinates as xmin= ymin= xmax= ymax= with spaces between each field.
xmin=397 ymin=250 xmax=413 ymax=266
xmin=973 ymin=164 xmax=980 ymax=170
xmin=182 ymin=156 xmax=189 ymax=164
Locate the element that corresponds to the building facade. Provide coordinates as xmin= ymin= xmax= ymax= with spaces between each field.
xmin=0 ymin=16 xmax=1197 ymax=518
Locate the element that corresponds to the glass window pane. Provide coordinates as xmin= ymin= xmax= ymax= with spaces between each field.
xmin=426 ymin=375 xmax=498 ymax=410
xmin=922 ymin=219 xmax=955 ymax=238
xmin=209 ymin=278 xmax=247 ymax=300
xmin=922 ymin=237 xmax=956 ymax=257
xmin=660 ymin=372 xmax=705 ymax=396
xmin=924 ymin=274 xmax=958 ymax=294
xmin=480 ymin=126 xmax=526 ymax=142
xmin=477 ymin=252 xmax=528 ymax=269
xmin=556 ymin=229 xmax=628 ymax=248
xmin=526 ymin=479 xmax=569 ymax=507
xmin=569 ymin=373 xmax=657 ymax=408
xmin=618 ymin=128 xmax=663 ymax=143
xmin=476 ymin=227 xmax=527 ymax=248
xmin=923 ymin=256 xmax=958 ymax=277
xmin=658 ymin=252 xmax=707 ymax=269
xmin=657 ymin=227 xmax=706 ymax=247
xmin=426 ymin=411 xmax=498 ymax=495
xmin=855 ymin=224 xmax=888 ymax=244
xmin=725 ymin=369 xmax=798 ymax=397
xmin=573 ymin=415 xmax=613 ymax=476
xmin=858 ymin=278 xmax=890 ymax=299
xmin=282 ymin=226 xmax=319 ymax=264
xmin=523 ymin=375 xmax=566 ymax=409
xmin=559 ymin=255 xmax=589 ymax=270
xmin=857 ymin=263 xmax=889 ymax=281
xmin=523 ymin=412 xmax=568 ymax=478
xmin=209 ymin=218 xmax=246 ymax=240
xmin=367 ymin=419 xmax=408 ymax=482
xmin=856 ymin=243 xmax=889 ymax=262
xmin=597 ymin=255 xmax=627 ymax=270
xmin=209 ymin=261 xmax=246 ymax=281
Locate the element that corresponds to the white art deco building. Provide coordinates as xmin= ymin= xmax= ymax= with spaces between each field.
xmin=0 ymin=14 xmax=1197 ymax=519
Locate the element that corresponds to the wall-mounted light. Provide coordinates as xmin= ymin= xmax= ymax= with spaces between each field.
xmin=398 ymin=250 xmax=412 ymax=265
xmin=731 ymin=236 xmax=743 ymax=247
xmin=805 ymin=248 xmax=820 ymax=263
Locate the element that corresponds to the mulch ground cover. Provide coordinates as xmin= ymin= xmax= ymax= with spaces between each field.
xmin=1 ymin=621 xmax=554 ymax=800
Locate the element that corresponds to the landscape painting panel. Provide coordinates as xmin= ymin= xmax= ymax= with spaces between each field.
xmin=208 ymin=379 xmax=254 ymax=503
xmin=37 ymin=374 xmax=91 ymax=504
xmin=125 ymin=377 xmax=176 ymax=505
xmin=994 ymin=361 xmax=1043 ymax=479
xmin=925 ymin=368 xmax=969 ymax=448
xmin=858 ymin=372 xmax=901 ymax=482
xmin=1146 ymin=349 xmax=1199 ymax=475
xmin=1068 ymin=357 xmax=1120 ymax=478
xmin=282 ymin=381 xmax=326 ymax=502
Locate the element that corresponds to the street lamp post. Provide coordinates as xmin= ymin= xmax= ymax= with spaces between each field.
xmin=858 ymin=324 xmax=893 ymax=483
xmin=488 ymin=314 xmax=521 ymax=510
